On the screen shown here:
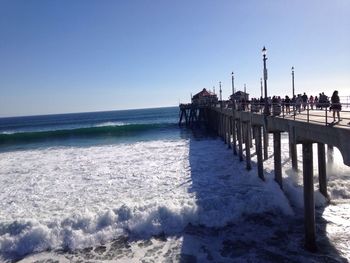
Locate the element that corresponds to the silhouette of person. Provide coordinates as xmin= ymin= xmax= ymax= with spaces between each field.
xmin=331 ymin=90 xmax=341 ymax=122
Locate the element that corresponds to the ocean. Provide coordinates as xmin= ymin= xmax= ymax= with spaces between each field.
xmin=0 ymin=106 xmax=349 ymax=262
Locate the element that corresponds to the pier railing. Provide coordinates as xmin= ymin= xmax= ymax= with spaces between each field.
xmin=340 ymin=95 xmax=350 ymax=106
xmin=219 ymin=101 xmax=350 ymax=128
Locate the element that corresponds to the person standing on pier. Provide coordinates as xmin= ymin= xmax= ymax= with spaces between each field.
xmin=331 ymin=90 xmax=341 ymax=122
xmin=309 ymin=95 xmax=314 ymax=110
xmin=296 ymin=94 xmax=302 ymax=113
xmin=314 ymin=96 xmax=319 ymax=109
xmin=302 ymin=92 xmax=308 ymax=111
xmin=284 ymin=95 xmax=291 ymax=114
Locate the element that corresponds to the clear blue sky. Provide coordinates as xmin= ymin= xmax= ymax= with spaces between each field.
xmin=0 ymin=0 xmax=349 ymax=117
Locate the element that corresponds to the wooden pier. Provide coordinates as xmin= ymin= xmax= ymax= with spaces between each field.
xmin=179 ymin=103 xmax=350 ymax=252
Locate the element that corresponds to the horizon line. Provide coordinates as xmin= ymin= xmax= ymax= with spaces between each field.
xmin=0 ymin=105 xmax=178 ymax=119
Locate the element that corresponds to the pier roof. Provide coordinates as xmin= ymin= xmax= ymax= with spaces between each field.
xmin=193 ymin=88 xmax=216 ymax=99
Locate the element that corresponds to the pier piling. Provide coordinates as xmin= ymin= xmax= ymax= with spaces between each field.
xmin=227 ymin=116 xmax=232 ymax=149
xmin=289 ymin=128 xmax=298 ymax=171
xmin=317 ymin=143 xmax=328 ymax=199
xmin=254 ymin=126 xmax=264 ymax=180
xmin=291 ymin=143 xmax=298 ymax=171
xmin=263 ymin=127 xmax=269 ymax=160
xmin=273 ymin=131 xmax=282 ymax=188
xmin=245 ymin=122 xmax=252 ymax=170
xmin=232 ymin=117 xmax=237 ymax=155
xmin=238 ymin=119 xmax=243 ymax=162
xmin=303 ymin=142 xmax=317 ymax=252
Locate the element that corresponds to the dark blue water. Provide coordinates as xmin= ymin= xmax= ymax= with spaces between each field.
xmin=0 ymin=107 xmax=183 ymax=149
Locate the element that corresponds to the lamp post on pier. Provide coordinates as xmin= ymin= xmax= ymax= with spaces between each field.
xmin=262 ymin=46 xmax=269 ymax=115
xmin=231 ymin=72 xmax=237 ymax=155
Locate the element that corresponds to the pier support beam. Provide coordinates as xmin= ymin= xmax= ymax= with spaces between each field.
xmin=273 ymin=131 xmax=282 ymax=188
xmin=250 ymin=125 xmax=253 ymax=148
xmin=224 ymin=115 xmax=228 ymax=144
xmin=179 ymin=110 xmax=184 ymax=126
xmin=289 ymin=142 xmax=298 ymax=172
xmin=222 ymin=115 xmax=226 ymax=143
xmin=226 ymin=116 xmax=229 ymax=146
xmin=185 ymin=110 xmax=189 ymax=126
xmin=237 ymin=120 xmax=243 ymax=162
xmin=219 ymin=114 xmax=222 ymax=139
xmin=216 ymin=112 xmax=219 ymax=135
xmin=227 ymin=116 xmax=231 ymax=149
xmin=223 ymin=115 xmax=226 ymax=141
xmin=216 ymin=112 xmax=221 ymax=137
xmin=232 ymin=117 xmax=237 ymax=155
xmin=254 ymin=126 xmax=264 ymax=180
xmin=224 ymin=115 xmax=227 ymax=142
xmin=245 ymin=122 xmax=252 ymax=170
xmin=289 ymin=128 xmax=298 ymax=171
xmin=303 ymin=142 xmax=317 ymax=252
xmin=218 ymin=113 xmax=221 ymax=137
xmin=221 ymin=114 xmax=224 ymax=139
xmin=317 ymin=143 xmax=328 ymax=199
xmin=263 ymin=127 xmax=269 ymax=160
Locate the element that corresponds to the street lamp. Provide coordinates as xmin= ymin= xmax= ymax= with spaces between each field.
xmin=231 ymin=72 xmax=235 ymax=110
xmin=262 ymin=46 xmax=269 ymax=115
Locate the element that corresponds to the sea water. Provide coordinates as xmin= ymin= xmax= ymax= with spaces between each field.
xmin=0 ymin=107 xmax=349 ymax=262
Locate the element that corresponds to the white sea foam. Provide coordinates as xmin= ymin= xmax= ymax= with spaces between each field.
xmin=0 ymin=122 xmax=127 ymax=135
xmin=0 ymin=131 xmax=16 ymax=135
xmin=0 ymin=135 xmax=349 ymax=261
xmin=0 ymin=139 xmax=295 ymax=259
xmin=93 ymin=121 xmax=128 ymax=127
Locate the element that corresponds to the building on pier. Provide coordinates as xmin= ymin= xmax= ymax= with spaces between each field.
xmin=230 ymin=90 xmax=249 ymax=102
xmin=192 ymin=88 xmax=218 ymax=106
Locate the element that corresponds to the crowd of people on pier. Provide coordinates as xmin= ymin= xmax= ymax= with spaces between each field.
xmin=233 ymin=90 xmax=344 ymax=123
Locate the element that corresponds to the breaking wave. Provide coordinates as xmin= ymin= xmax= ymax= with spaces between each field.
xmin=0 ymin=123 xmax=176 ymax=145
xmin=0 ymin=204 xmax=197 ymax=260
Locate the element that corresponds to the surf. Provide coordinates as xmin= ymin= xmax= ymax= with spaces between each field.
xmin=0 ymin=122 xmax=177 ymax=145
